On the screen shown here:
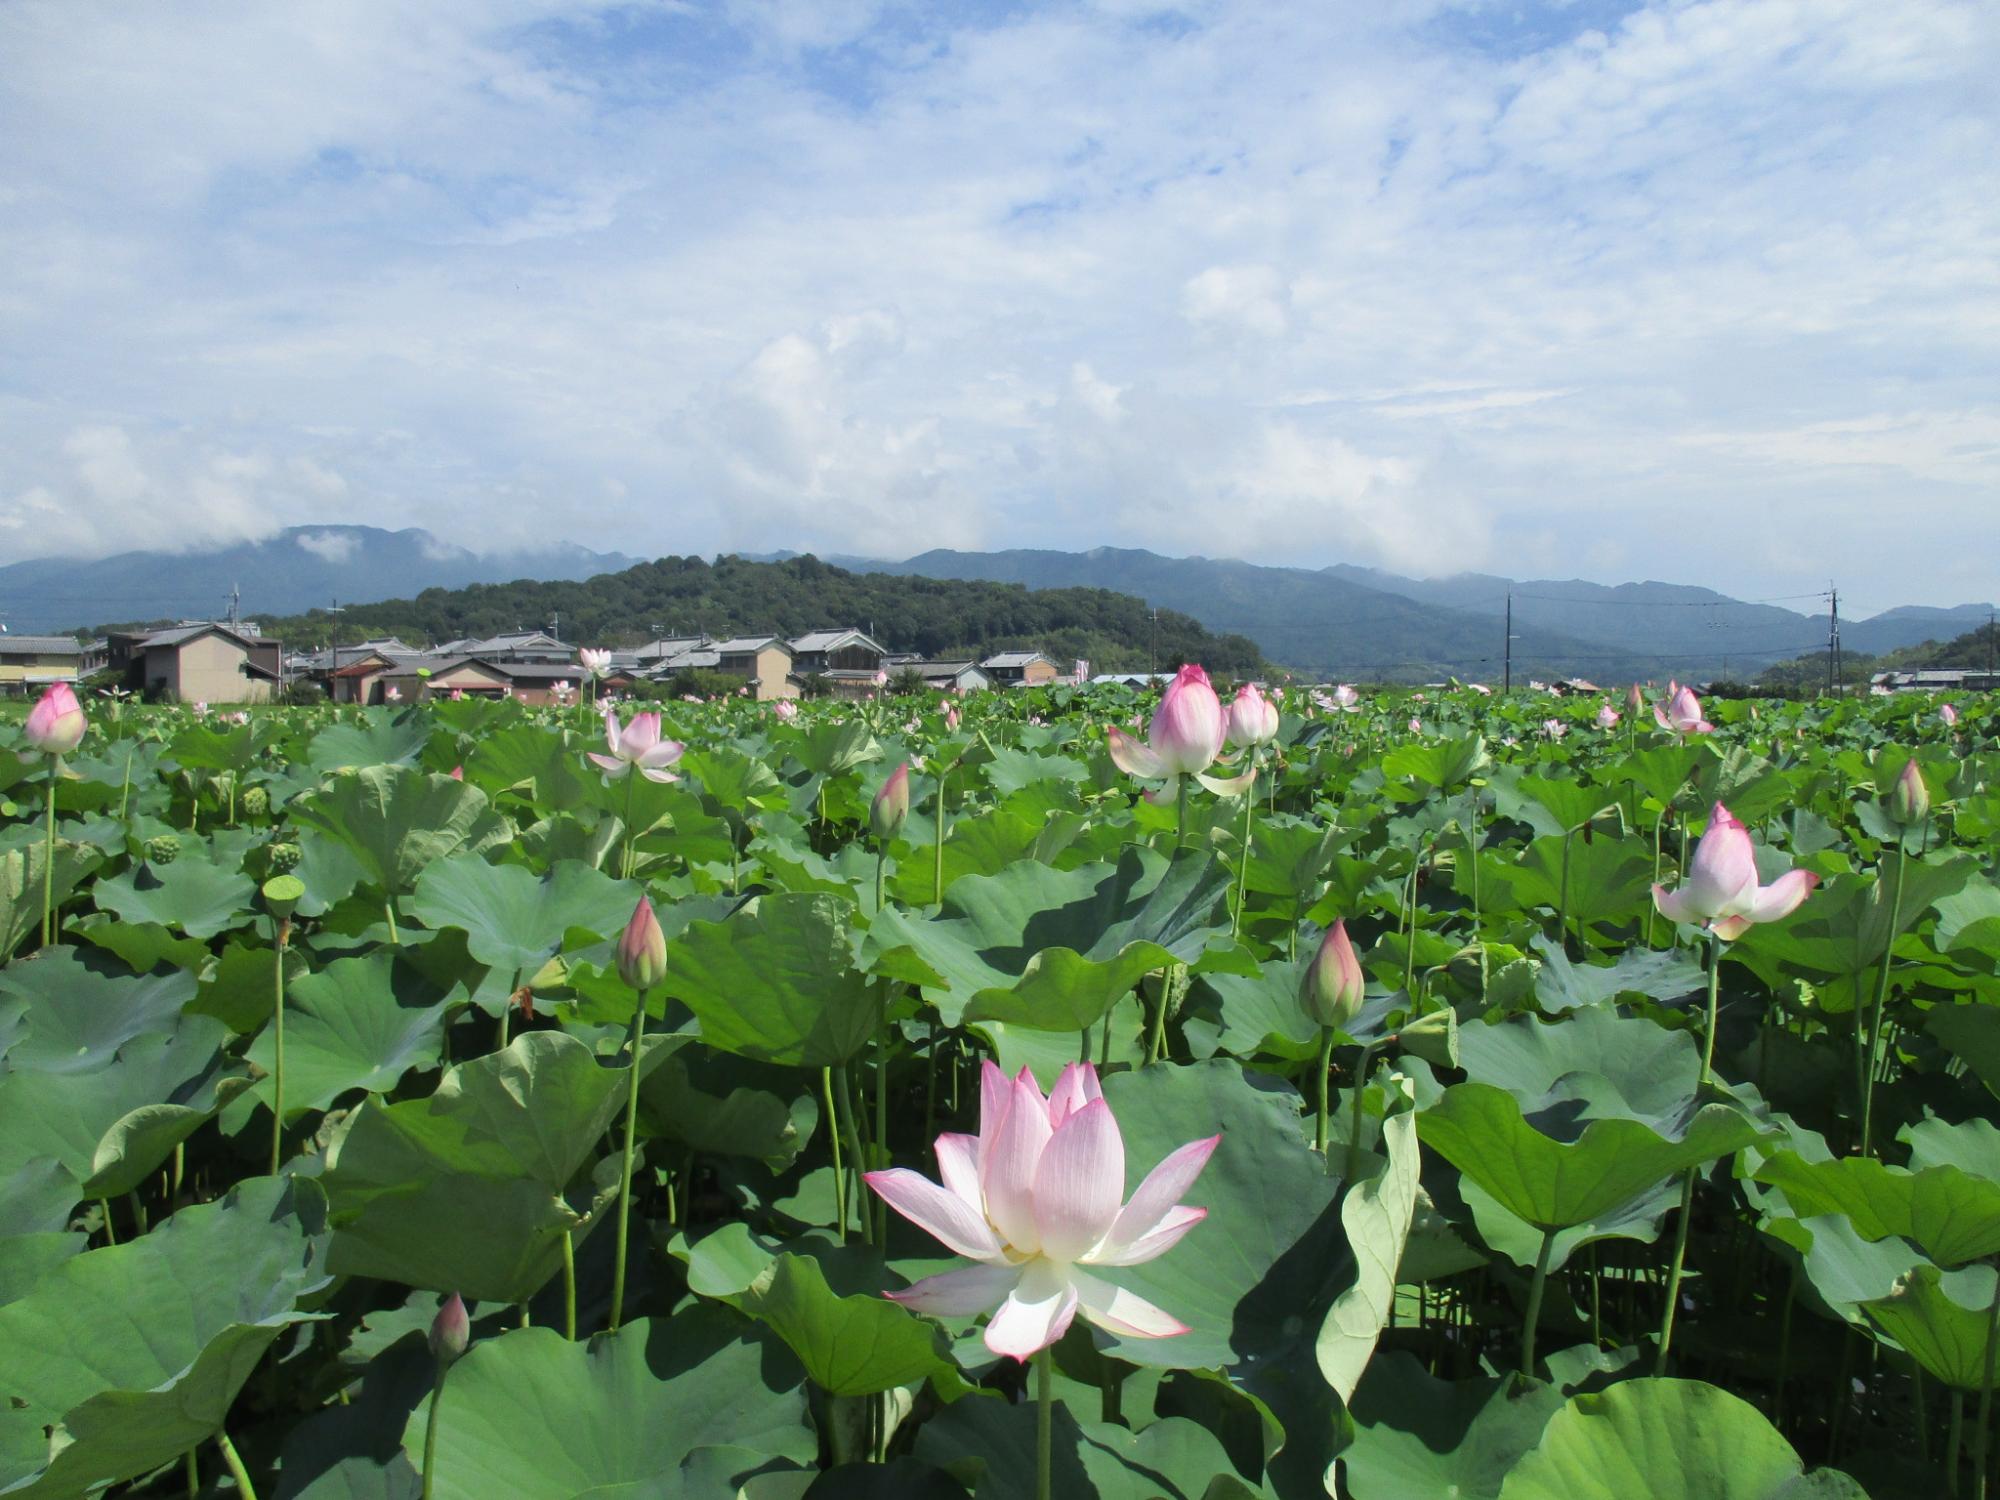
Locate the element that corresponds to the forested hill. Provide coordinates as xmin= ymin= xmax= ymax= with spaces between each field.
xmin=243 ymin=553 xmax=1268 ymax=673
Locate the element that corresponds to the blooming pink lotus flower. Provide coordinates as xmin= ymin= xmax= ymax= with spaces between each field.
xmin=23 ymin=682 xmax=86 ymax=756
xmin=1332 ymin=684 xmax=1360 ymax=712
xmin=616 ymin=894 xmax=667 ymax=990
xmin=1941 ymin=703 xmax=1959 ymax=727
xmin=589 ymin=708 xmax=684 ymax=783
xmin=1225 ymin=683 xmax=1280 ymax=749
xmin=1106 ymin=664 xmax=1234 ymax=787
xmin=1654 ymin=685 xmax=1713 ymax=736
xmin=552 ymin=681 xmax=575 ymax=703
xmin=873 ymin=669 xmax=889 ymax=688
xmin=773 ymin=700 xmax=799 ymax=722
xmin=1653 ymin=802 xmax=1818 ymax=940
xmin=1596 ymin=702 xmax=1621 ymax=730
xmin=1408 ymin=716 xmax=1423 ymax=734
xmin=579 ymin=648 xmax=612 ymax=680
xmin=1542 ymin=718 xmax=1567 ymax=740
xmin=449 ymin=689 xmax=465 ymax=701
xmin=385 ymin=687 xmax=402 ymax=702
xmin=449 ymin=765 xmax=464 ymax=780
xmin=868 ymin=1061 xmax=1216 ymax=1362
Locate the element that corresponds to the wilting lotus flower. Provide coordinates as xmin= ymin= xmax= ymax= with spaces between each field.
xmin=773 ymin=700 xmax=798 ymax=722
xmin=1653 ymin=802 xmax=1818 ymax=940
xmin=1654 ymin=685 xmax=1713 ymax=736
xmin=616 ymin=894 xmax=668 ymax=990
xmin=1225 ymin=683 xmax=1279 ymax=748
xmin=1941 ymin=703 xmax=1959 ymax=727
xmin=22 ymin=682 xmax=86 ymax=757
xmin=579 ymin=648 xmax=612 ymax=680
xmin=1596 ymin=702 xmax=1621 ymax=730
xmin=868 ymin=1060 xmax=1215 ymax=1361
xmin=589 ymin=708 xmax=684 ymax=783
xmin=1106 ymin=664 xmax=1241 ymax=791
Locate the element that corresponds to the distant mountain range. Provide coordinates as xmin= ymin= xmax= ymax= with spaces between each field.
xmin=835 ymin=547 xmax=1992 ymax=682
xmin=0 ymin=526 xmax=639 ymax=634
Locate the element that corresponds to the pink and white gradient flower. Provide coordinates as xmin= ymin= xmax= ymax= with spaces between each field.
xmin=1331 ymin=684 xmax=1360 ymax=712
xmin=867 ymin=1060 xmax=1216 ymax=1362
xmin=1653 ymin=801 xmax=1818 ymax=941
xmin=1654 ymin=684 xmax=1714 ymax=736
xmin=1106 ymin=664 xmax=1248 ymax=793
xmin=1941 ymin=703 xmax=1959 ymax=728
xmin=1225 ymin=683 xmax=1280 ymax=749
xmin=772 ymin=699 xmax=799 ymax=722
xmin=579 ymin=647 xmax=613 ymax=680
xmin=1595 ymin=702 xmax=1621 ymax=730
xmin=22 ymin=682 xmax=85 ymax=757
xmin=588 ymin=708 xmax=684 ymax=783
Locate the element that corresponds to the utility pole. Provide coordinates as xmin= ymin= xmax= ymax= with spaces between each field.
xmin=1503 ymin=592 xmax=1513 ymax=695
xmin=1825 ymin=586 xmax=1838 ymax=697
xmin=1150 ymin=609 xmax=1158 ymax=676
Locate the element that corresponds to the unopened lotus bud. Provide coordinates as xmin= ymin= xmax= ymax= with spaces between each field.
xmin=429 ymin=1292 xmax=469 ymax=1366
xmin=1889 ymin=758 xmax=1929 ymax=827
xmin=870 ymin=762 xmax=910 ymax=842
xmin=617 ymin=894 xmax=667 ymax=991
xmin=240 ymin=785 xmax=269 ymax=818
xmin=1396 ymin=1008 xmax=1459 ymax=1068
xmin=23 ymin=682 xmax=86 ymax=757
xmin=266 ymin=842 xmax=302 ymax=875
xmin=1300 ymin=920 xmax=1366 ymax=1031
xmin=146 ymin=835 xmax=180 ymax=866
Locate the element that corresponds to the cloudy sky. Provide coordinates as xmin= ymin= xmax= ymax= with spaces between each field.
xmin=2 ymin=0 xmax=1994 ymax=613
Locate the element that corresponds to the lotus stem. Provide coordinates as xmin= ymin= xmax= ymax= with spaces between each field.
xmin=1699 ymin=929 xmax=1724 ymax=1088
xmin=621 ymin=771 xmax=638 ymax=880
xmin=1174 ymin=774 xmax=1188 ymax=850
xmin=42 ymin=758 xmax=57 ymax=949
xmin=562 ymin=1228 xmax=577 ymax=1340
xmin=1314 ymin=1026 xmax=1336 ymax=1155
xmin=1466 ymin=783 xmax=1480 ymax=929
xmin=874 ymin=1016 xmax=890 ymax=1244
xmin=1557 ymin=827 xmax=1575 ymax=956
xmin=1035 ymin=1344 xmax=1054 ymax=1500
xmin=420 ymin=1367 xmax=445 ymax=1500
xmin=1523 ymin=1225 xmax=1557 ymax=1379
xmin=1954 ymin=1391 xmax=1967 ymax=1498
xmin=270 ymin=917 xmax=290 ymax=1175
xmin=1860 ymin=850 xmax=1909 ymax=1157
xmin=1656 ymin=1166 xmax=1698 ymax=1373
xmin=383 ymin=898 xmax=400 ymax=946
xmin=217 ymin=1428 xmax=260 ymax=1500
xmin=1232 ymin=763 xmax=1255 ymax=939
xmin=608 ymin=991 xmax=647 ymax=1331
xmin=1976 ymin=1274 xmax=2000 ymax=1500
xmin=934 ymin=767 xmax=947 ymax=911
xmin=824 ymin=1065 xmax=846 ymax=1245
xmin=834 ymin=1063 xmax=874 ymax=1244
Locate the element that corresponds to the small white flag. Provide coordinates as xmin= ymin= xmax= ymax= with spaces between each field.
xmin=1074 ymin=659 xmax=1089 ymax=684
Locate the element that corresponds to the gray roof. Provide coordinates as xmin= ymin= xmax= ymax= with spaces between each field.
xmin=713 ymin=635 xmax=788 ymax=654
xmin=634 ymin=636 xmax=707 ymax=658
xmin=139 ymin=622 xmax=266 ymax=650
xmin=790 ymin=628 xmax=886 ymax=655
xmin=0 ymin=635 xmax=82 ymax=655
xmin=981 ymin=651 xmax=1056 ymax=669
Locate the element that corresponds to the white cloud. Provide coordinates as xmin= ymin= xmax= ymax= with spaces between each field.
xmin=294 ymin=530 xmax=360 ymax=565
xmin=0 ymin=0 xmax=1993 ymax=609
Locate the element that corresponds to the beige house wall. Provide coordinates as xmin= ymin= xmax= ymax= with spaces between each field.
xmin=1019 ymin=659 xmax=1060 ymax=686
xmin=152 ymin=635 xmax=272 ymax=703
xmin=754 ymin=646 xmax=798 ymax=700
xmin=0 ymin=654 xmax=81 ymax=687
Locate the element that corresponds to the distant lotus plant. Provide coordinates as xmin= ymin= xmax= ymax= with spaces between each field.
xmin=22 ymin=682 xmax=85 ymax=949
xmin=1106 ymin=664 xmax=1251 ymax=839
xmin=1654 ymin=682 xmax=1714 ymax=736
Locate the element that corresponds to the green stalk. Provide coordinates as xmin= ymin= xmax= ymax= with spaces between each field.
xmin=1953 ymin=1391 xmax=1967 ymax=1498
xmin=562 ymin=1229 xmax=577 ymax=1340
xmin=934 ymin=767 xmax=947 ymax=910
xmin=1522 ymin=1226 xmax=1557 ymax=1379
xmin=1656 ymin=1166 xmax=1698 ymax=1373
xmin=1402 ymin=847 xmax=1423 ymax=998
xmin=1174 ymin=774 xmax=1188 ymax=850
xmin=383 ymin=898 xmax=400 ymax=946
xmin=1699 ymin=930 xmax=1725 ymax=1087
xmin=1035 ymin=1345 xmax=1054 ymax=1500
xmin=1646 ymin=803 xmax=1670 ymax=948
xmin=420 ymin=1368 xmax=446 ymax=1500
xmin=833 ymin=1064 xmax=874 ymax=1246
xmin=1860 ymin=851 xmax=1909 ymax=1157
xmin=185 ymin=1450 xmax=199 ymax=1498
xmin=1232 ymin=761 xmax=1256 ymax=939
xmin=217 ymin=1429 xmax=260 ymax=1500
xmin=621 ymin=771 xmax=639 ymax=880
xmin=1976 ymin=1274 xmax=2000 ymax=1500
xmin=1345 ymin=1041 xmax=1376 ymax=1185
xmin=119 ymin=748 xmax=133 ymax=822
xmin=608 ymin=991 xmax=647 ymax=1332
xmin=874 ymin=1018 xmax=890 ymax=1245
xmin=1314 ymin=1026 xmax=1336 ymax=1155
xmin=42 ymin=758 xmax=57 ymax=949
xmin=824 ymin=1065 xmax=847 ymax=1245
xmin=1557 ymin=827 xmax=1574 ymax=956
xmin=1466 ymin=784 xmax=1480 ymax=928
xmin=270 ymin=917 xmax=290 ymax=1175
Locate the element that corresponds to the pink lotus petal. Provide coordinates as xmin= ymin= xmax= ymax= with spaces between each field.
xmin=1088 ymin=1204 xmax=1207 ymax=1267
xmin=981 ymin=1072 xmax=1054 ymax=1255
xmin=886 ymin=1262 xmax=1022 ymax=1317
xmin=1106 ymin=725 xmax=1169 ymax=780
xmin=1072 ymin=1268 xmax=1189 ymax=1339
xmin=983 ymin=1262 xmax=1080 ymax=1362
xmin=865 ymin=1169 xmax=1004 ymax=1260
xmin=1045 ymin=1062 xmax=1101 ymax=1128
xmin=587 ymin=753 xmax=630 ymax=777
xmin=934 ymin=1132 xmax=983 ymax=1211
xmin=1032 ymin=1099 xmax=1126 ymax=1262
xmin=977 ymin=1060 xmax=1011 ymax=1148
xmin=1747 ymin=868 xmax=1819 ymax=924
xmin=1090 ymin=1134 xmax=1219 ymax=1265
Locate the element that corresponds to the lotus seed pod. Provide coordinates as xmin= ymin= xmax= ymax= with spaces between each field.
xmin=241 ymin=785 xmax=269 ymax=818
xmin=267 ymin=842 xmax=302 ymax=875
xmin=146 ymin=834 xmax=180 ymax=866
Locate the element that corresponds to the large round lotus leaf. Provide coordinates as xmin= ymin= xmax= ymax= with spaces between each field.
xmin=1489 ymin=769 xmax=1620 ymax=838
xmin=240 ymin=950 xmax=452 ymax=1122
xmin=402 ymin=1308 xmax=815 ymax=1500
xmin=1343 ymin=1352 xmax=1565 ymax=1500
xmin=288 ymin=765 xmax=511 ymax=899
xmin=1926 ymin=1005 xmax=2000 ymax=1098
xmin=1860 ymin=1263 xmax=2000 ymax=1392
xmin=1526 ymin=935 xmax=1705 ymax=1014
xmin=735 ymin=1252 xmax=960 ymax=1397
xmin=1419 ymin=1083 xmax=1764 ymax=1232
xmin=0 ymin=946 xmax=196 ymax=1073
xmin=409 ymin=854 xmax=637 ymax=974
xmin=866 ymin=846 xmax=1231 ymax=1032
xmin=1479 ymin=833 xmax=1653 ymax=934
xmin=1753 ymin=1151 xmax=2000 ymax=1268
xmin=306 ymin=716 xmax=433 ymax=774
xmin=91 ymin=855 xmax=257 ymax=938
xmin=1761 ymin=1212 xmax=1929 ymax=1327
xmin=664 ymin=893 xmax=882 ymax=1067
xmin=324 ymin=1029 xmax=687 ymax=1303
xmin=1902 ymin=1112 xmax=2000 ymax=1181
xmin=0 ymin=1013 xmax=234 ymax=1205
xmin=1496 ymin=1378 xmax=1867 ymax=1500
xmin=0 ymin=1176 xmax=330 ymax=1498
xmin=0 ymin=841 xmax=101 ymax=957
xmin=168 ymin=720 xmax=261 ymax=773
xmin=1452 ymin=1006 xmax=1702 ymax=1125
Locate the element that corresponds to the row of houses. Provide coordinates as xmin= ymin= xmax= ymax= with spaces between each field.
xmin=0 ymin=619 xmax=1080 ymax=704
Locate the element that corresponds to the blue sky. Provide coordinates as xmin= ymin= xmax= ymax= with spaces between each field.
xmin=1 ymin=0 xmax=1994 ymax=613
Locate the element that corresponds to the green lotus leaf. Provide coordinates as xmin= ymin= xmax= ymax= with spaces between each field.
xmin=0 ymin=947 xmax=196 ymax=1073
xmin=735 ymin=1252 xmax=960 ymax=1397
xmin=240 ymin=950 xmax=452 ymax=1121
xmin=1344 ymin=1352 xmax=1565 ymax=1500
xmin=401 ymin=1308 xmax=814 ymax=1500
xmin=1528 ymin=935 xmax=1705 ymax=1013
xmin=0 ymin=1176 xmax=331 ymax=1498
xmin=409 ymin=854 xmax=636 ymax=975
xmin=1860 ymin=1263 xmax=2000 ymax=1392
xmin=1496 ymin=1377 xmax=1866 ymax=1499
xmin=307 ymin=715 xmax=434 ymax=774
xmin=167 ymin=719 xmax=262 ymax=774
xmin=289 ymin=765 xmax=511 ymax=901
xmin=1928 ymin=1006 xmax=2000 ymax=1098
xmin=1753 ymin=1151 xmax=2000 ymax=1268
xmin=1760 ymin=1212 xmax=1928 ymax=1328
xmin=1316 ymin=1098 xmax=1421 ymax=1402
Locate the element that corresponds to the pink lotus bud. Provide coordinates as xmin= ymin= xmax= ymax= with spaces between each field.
xmin=1941 ymin=703 xmax=1959 ymax=727
xmin=1595 ymin=702 xmax=1621 ymax=730
xmin=871 ymin=761 xmax=910 ymax=842
xmin=1626 ymin=682 xmax=1645 ymax=713
xmin=429 ymin=1292 xmax=469 ymax=1365
xmin=773 ymin=700 xmax=798 ymax=722
xmin=617 ymin=895 xmax=667 ymax=991
xmin=1889 ymin=758 xmax=1929 ymax=826
xmin=1225 ymin=683 xmax=1279 ymax=748
xmin=1653 ymin=685 xmax=1713 ymax=736
xmin=23 ymin=682 xmax=86 ymax=756
xmin=1301 ymin=920 xmax=1366 ymax=1030
xmin=1408 ymin=716 xmax=1422 ymax=734
xmin=1149 ymin=664 xmax=1226 ymax=776
xmin=449 ymin=765 xmax=464 ymax=780
xmin=945 ymin=703 xmax=961 ymax=732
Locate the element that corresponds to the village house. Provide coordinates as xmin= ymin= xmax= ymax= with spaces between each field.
xmin=1871 ymin=667 xmax=2000 ymax=695
xmin=981 ymin=650 xmax=1063 ymax=687
xmin=789 ymin=628 xmax=890 ymax=698
xmin=0 ymin=635 xmax=83 ymax=696
xmin=900 ymin=660 xmax=993 ymax=693
xmin=107 ymin=623 xmax=284 ymax=704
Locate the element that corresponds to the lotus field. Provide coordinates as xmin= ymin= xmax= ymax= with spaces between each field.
xmin=4 ymin=670 xmax=1998 ymax=1499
